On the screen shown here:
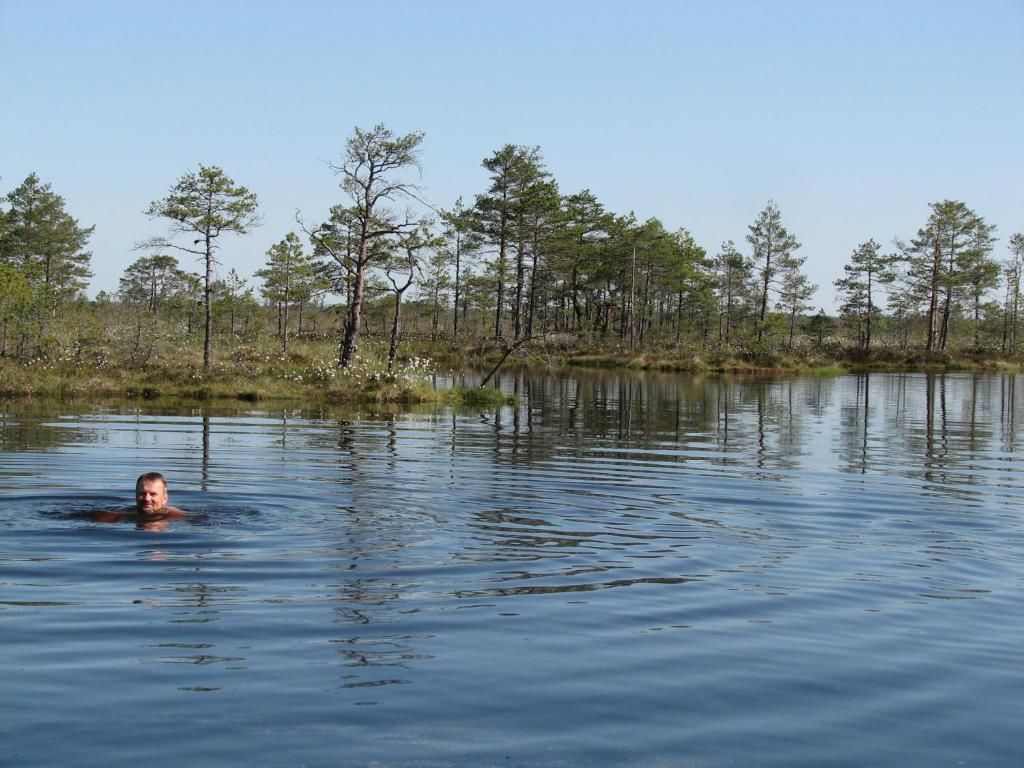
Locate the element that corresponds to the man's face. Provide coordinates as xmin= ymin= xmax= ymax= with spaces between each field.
xmin=135 ymin=479 xmax=168 ymax=514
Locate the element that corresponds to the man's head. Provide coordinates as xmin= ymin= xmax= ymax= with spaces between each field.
xmin=135 ymin=472 xmax=169 ymax=514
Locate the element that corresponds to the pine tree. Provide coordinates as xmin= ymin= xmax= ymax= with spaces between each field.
xmin=118 ymin=254 xmax=188 ymax=313
xmin=0 ymin=264 xmax=33 ymax=357
xmin=2 ymin=173 xmax=94 ymax=330
xmin=256 ymin=232 xmax=318 ymax=352
xmin=213 ymin=269 xmax=257 ymax=340
xmin=713 ymin=240 xmax=752 ymax=344
xmin=439 ymin=199 xmax=481 ymax=340
xmin=382 ymin=225 xmax=439 ymax=372
xmin=897 ymin=201 xmax=996 ymax=351
xmin=834 ymin=239 xmax=896 ymax=351
xmin=745 ymin=200 xmax=800 ymax=342
xmin=1003 ymin=233 xmax=1024 ymax=353
xmin=473 ymin=145 xmax=549 ymax=339
xmin=310 ymin=124 xmax=427 ymax=367
xmin=776 ymin=265 xmax=816 ymax=350
xmin=144 ymin=165 xmax=260 ymax=366
xmin=550 ymin=190 xmax=615 ymax=337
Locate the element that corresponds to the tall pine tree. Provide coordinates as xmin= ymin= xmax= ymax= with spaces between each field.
xmin=746 ymin=200 xmax=800 ymax=342
xmin=144 ymin=165 xmax=260 ymax=366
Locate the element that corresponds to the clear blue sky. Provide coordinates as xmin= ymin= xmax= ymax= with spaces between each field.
xmin=3 ymin=0 xmax=1022 ymax=310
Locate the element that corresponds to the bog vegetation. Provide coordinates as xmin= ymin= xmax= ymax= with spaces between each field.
xmin=2 ymin=124 xmax=1022 ymax=402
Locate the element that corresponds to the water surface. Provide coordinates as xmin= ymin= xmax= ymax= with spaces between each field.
xmin=2 ymin=372 xmax=1022 ymax=767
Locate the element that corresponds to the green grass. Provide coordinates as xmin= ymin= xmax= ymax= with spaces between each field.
xmin=0 ymin=338 xmax=522 ymax=407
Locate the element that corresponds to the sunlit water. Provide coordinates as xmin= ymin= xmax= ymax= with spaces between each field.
xmin=2 ymin=371 xmax=1022 ymax=767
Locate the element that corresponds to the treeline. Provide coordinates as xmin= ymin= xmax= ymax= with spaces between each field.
xmin=2 ymin=123 xmax=1023 ymax=371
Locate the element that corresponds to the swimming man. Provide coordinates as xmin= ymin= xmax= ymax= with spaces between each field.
xmin=92 ymin=472 xmax=186 ymax=529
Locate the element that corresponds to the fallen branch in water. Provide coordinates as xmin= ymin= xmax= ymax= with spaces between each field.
xmin=479 ymin=333 xmax=576 ymax=388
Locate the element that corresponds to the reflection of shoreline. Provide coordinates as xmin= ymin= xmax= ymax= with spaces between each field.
xmin=0 ymin=409 xmax=110 ymax=453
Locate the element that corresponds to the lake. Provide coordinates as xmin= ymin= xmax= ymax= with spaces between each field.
xmin=2 ymin=370 xmax=1022 ymax=767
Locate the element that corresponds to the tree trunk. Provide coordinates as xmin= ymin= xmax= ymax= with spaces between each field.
xmin=757 ymin=249 xmax=772 ymax=342
xmin=388 ymin=293 xmax=402 ymax=373
xmin=514 ymin=237 xmax=525 ymax=339
xmin=452 ymin=234 xmax=462 ymax=340
xmin=939 ymin=285 xmax=952 ymax=351
xmin=282 ymin=287 xmax=290 ymax=355
xmin=864 ymin=272 xmax=874 ymax=351
xmin=340 ymin=261 xmax=366 ymax=367
xmin=925 ymin=244 xmax=941 ymax=352
xmin=570 ymin=263 xmax=583 ymax=331
xmin=526 ymin=228 xmax=541 ymax=338
xmin=203 ymin=234 xmax=213 ymax=367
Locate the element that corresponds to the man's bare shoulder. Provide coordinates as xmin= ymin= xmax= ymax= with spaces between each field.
xmin=91 ymin=506 xmax=187 ymax=523
xmin=90 ymin=509 xmax=128 ymax=523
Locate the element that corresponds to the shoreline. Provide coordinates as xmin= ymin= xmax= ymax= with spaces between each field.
xmin=1 ymin=348 xmax=1019 ymax=406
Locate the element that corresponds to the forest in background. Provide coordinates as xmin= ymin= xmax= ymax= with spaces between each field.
xmin=2 ymin=124 xmax=1023 ymax=397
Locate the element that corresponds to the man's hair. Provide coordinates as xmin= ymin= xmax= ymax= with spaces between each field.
xmin=136 ymin=472 xmax=167 ymax=489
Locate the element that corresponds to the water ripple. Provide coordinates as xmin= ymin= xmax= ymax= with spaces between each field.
xmin=2 ymin=372 xmax=1023 ymax=767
